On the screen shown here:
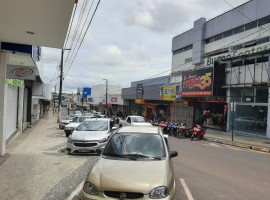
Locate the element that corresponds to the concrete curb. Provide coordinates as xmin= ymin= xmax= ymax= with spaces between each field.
xmin=204 ymin=137 xmax=270 ymax=153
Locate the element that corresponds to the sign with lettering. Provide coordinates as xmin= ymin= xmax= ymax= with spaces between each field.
xmin=160 ymin=83 xmax=182 ymax=101
xmin=182 ymin=68 xmax=213 ymax=96
xmin=136 ymin=84 xmax=143 ymax=99
xmin=111 ymin=97 xmax=117 ymax=102
xmin=7 ymin=79 xmax=23 ymax=88
xmin=7 ymin=65 xmax=36 ymax=80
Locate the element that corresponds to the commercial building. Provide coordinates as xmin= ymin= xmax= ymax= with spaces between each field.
xmin=87 ymin=84 xmax=128 ymax=115
xmin=0 ymin=0 xmax=76 ymax=156
xmin=171 ymin=0 xmax=270 ymax=138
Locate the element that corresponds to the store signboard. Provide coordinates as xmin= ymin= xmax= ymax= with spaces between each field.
xmin=160 ymin=83 xmax=182 ymax=101
xmin=87 ymin=95 xmax=93 ymax=103
xmin=136 ymin=84 xmax=143 ymax=99
xmin=111 ymin=97 xmax=117 ymax=102
xmin=182 ymin=67 xmax=213 ymax=96
xmin=7 ymin=65 xmax=36 ymax=80
xmin=7 ymin=79 xmax=23 ymax=88
xmin=83 ymin=87 xmax=91 ymax=98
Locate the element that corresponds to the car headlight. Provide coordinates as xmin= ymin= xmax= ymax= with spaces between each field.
xmin=149 ymin=186 xmax=168 ymax=199
xmin=83 ymin=182 xmax=99 ymax=195
xmin=98 ymin=137 xmax=109 ymax=143
xmin=68 ymin=138 xmax=73 ymax=143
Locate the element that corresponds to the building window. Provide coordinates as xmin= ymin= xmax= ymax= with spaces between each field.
xmin=214 ymin=34 xmax=223 ymax=41
xmin=258 ymin=17 xmax=270 ymax=26
xmin=185 ymin=57 xmax=192 ymax=63
xmin=234 ymin=26 xmax=245 ymax=34
xmin=256 ymin=88 xmax=268 ymax=103
xmin=230 ymin=88 xmax=241 ymax=102
xmin=244 ymin=40 xmax=257 ymax=48
xmin=257 ymin=36 xmax=269 ymax=45
xmin=232 ymin=60 xmax=243 ymax=67
xmin=232 ymin=44 xmax=243 ymax=51
xmin=244 ymin=58 xmax=255 ymax=65
xmin=242 ymin=88 xmax=254 ymax=102
xmin=257 ymin=56 xmax=269 ymax=63
xmin=173 ymin=45 xmax=192 ymax=55
xmin=245 ymin=22 xmax=257 ymax=31
xmin=223 ymin=30 xmax=233 ymax=38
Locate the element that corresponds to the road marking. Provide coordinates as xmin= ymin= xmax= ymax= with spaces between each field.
xmin=66 ymin=181 xmax=84 ymax=200
xmin=180 ymin=178 xmax=194 ymax=200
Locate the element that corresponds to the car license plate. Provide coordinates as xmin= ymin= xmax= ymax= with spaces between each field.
xmin=79 ymin=149 xmax=90 ymax=153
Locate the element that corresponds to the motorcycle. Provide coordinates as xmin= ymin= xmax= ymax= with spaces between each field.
xmin=176 ymin=123 xmax=188 ymax=137
xmin=190 ymin=124 xmax=206 ymax=141
xmin=159 ymin=121 xmax=169 ymax=134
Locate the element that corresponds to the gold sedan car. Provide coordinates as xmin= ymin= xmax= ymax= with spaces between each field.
xmin=81 ymin=126 xmax=178 ymax=200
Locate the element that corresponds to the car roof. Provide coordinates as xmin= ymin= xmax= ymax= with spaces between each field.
xmin=118 ymin=126 xmax=160 ymax=134
xmin=128 ymin=115 xmax=144 ymax=118
xmin=83 ymin=118 xmax=111 ymax=122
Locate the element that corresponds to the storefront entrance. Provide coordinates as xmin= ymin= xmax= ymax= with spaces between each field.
xmin=194 ymin=102 xmax=227 ymax=130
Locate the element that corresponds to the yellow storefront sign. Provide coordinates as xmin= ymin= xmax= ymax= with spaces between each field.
xmin=160 ymin=85 xmax=176 ymax=101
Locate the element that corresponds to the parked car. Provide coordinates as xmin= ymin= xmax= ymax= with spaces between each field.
xmin=59 ymin=114 xmax=81 ymax=129
xmin=75 ymin=110 xmax=82 ymax=115
xmin=119 ymin=115 xmax=152 ymax=127
xmin=81 ymin=126 xmax=178 ymax=200
xmin=67 ymin=118 xmax=117 ymax=154
xmin=64 ymin=116 xmax=93 ymax=137
xmin=96 ymin=112 xmax=105 ymax=118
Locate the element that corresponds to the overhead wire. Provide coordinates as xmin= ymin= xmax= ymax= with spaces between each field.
xmin=64 ymin=0 xmax=90 ymax=67
xmin=64 ymin=0 xmax=101 ymax=78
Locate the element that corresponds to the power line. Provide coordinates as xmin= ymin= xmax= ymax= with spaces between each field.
xmin=64 ymin=0 xmax=101 ymax=78
xmin=64 ymin=0 xmax=91 ymax=66
xmin=64 ymin=0 xmax=95 ymax=71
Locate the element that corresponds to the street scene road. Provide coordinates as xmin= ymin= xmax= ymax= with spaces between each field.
xmin=1 ymin=1 xmax=270 ymax=200
xmin=0 ymin=109 xmax=269 ymax=200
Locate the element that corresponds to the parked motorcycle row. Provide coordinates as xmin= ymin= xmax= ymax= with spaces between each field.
xmin=152 ymin=121 xmax=207 ymax=141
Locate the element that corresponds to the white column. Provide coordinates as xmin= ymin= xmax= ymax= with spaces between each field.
xmin=17 ymin=84 xmax=25 ymax=134
xmin=0 ymin=52 xmax=8 ymax=156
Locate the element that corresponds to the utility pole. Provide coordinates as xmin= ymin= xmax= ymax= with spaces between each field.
xmin=57 ymin=48 xmax=71 ymax=123
xmin=103 ymin=79 xmax=108 ymax=116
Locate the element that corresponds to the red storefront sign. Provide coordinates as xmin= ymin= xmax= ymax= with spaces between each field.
xmin=111 ymin=97 xmax=117 ymax=102
xmin=182 ymin=67 xmax=213 ymax=97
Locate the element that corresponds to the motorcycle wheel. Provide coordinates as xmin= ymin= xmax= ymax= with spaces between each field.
xmin=191 ymin=133 xmax=195 ymax=141
xmin=199 ymin=134 xmax=204 ymax=140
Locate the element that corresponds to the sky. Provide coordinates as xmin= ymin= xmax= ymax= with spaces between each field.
xmin=37 ymin=0 xmax=249 ymax=94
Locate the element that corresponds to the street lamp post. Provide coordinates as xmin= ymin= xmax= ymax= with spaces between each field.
xmin=57 ymin=48 xmax=71 ymax=123
xmin=103 ymin=79 xmax=108 ymax=116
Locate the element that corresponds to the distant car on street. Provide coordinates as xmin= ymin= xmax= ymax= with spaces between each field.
xmin=80 ymin=125 xmax=178 ymax=200
xmin=119 ymin=115 xmax=152 ymax=127
xmin=67 ymin=118 xmax=117 ymax=154
xmin=74 ymin=110 xmax=82 ymax=115
xmin=59 ymin=114 xmax=82 ymax=129
xmin=64 ymin=116 xmax=94 ymax=137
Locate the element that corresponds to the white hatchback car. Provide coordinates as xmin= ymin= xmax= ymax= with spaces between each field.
xmin=67 ymin=118 xmax=117 ymax=154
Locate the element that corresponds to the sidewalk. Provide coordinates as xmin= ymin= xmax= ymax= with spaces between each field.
xmin=205 ymin=129 xmax=270 ymax=153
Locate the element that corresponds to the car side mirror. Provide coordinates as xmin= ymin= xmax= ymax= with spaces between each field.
xmin=111 ymin=126 xmax=117 ymax=131
xmin=169 ymin=151 xmax=178 ymax=158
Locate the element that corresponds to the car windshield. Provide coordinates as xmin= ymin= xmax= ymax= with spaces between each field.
xmin=132 ymin=117 xmax=146 ymax=123
xmin=104 ymin=133 xmax=166 ymax=159
xmin=77 ymin=121 xmax=108 ymax=131
xmin=65 ymin=116 xmax=74 ymax=120
xmin=72 ymin=117 xmax=86 ymax=123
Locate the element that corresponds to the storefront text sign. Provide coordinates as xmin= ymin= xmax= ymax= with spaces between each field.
xmin=7 ymin=65 xmax=36 ymax=80
xmin=182 ymin=68 xmax=213 ymax=96
xmin=160 ymin=83 xmax=182 ymax=101
xmin=111 ymin=97 xmax=117 ymax=102
xmin=136 ymin=84 xmax=143 ymax=99
xmin=7 ymin=79 xmax=23 ymax=88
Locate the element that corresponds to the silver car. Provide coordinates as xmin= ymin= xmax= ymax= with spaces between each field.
xmin=64 ymin=116 xmax=93 ymax=137
xmin=67 ymin=118 xmax=117 ymax=154
xmin=59 ymin=114 xmax=81 ymax=129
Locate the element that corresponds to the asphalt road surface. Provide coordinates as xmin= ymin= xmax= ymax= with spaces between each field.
xmin=169 ymin=136 xmax=270 ymax=200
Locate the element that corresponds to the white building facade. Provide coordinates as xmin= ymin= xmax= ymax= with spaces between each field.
xmin=171 ymin=0 xmax=270 ymax=138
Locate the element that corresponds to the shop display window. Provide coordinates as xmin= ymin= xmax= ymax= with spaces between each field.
xmin=233 ymin=105 xmax=267 ymax=137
